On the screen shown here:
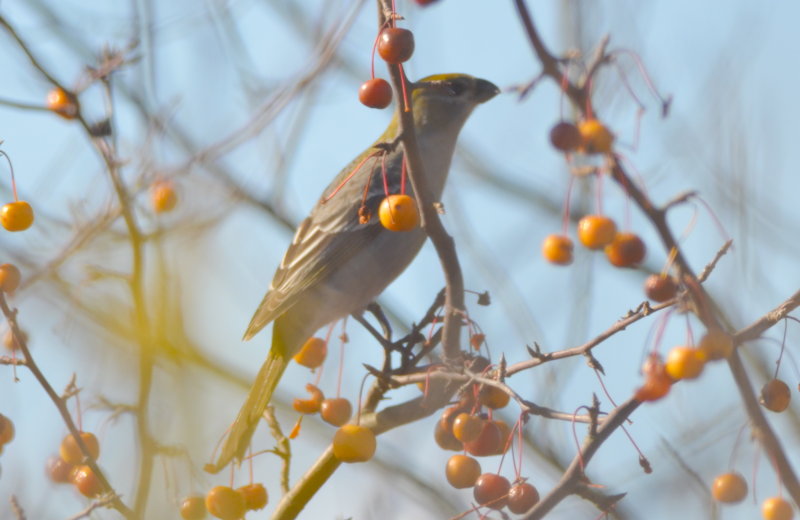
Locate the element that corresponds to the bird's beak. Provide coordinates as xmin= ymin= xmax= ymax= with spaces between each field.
xmin=475 ymin=78 xmax=500 ymax=103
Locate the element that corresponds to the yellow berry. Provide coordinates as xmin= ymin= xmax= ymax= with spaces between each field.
xmin=541 ymin=234 xmax=574 ymax=265
xmin=1 ymin=201 xmax=34 ymax=231
xmin=577 ymin=215 xmax=617 ymax=250
xmin=333 ymin=424 xmax=376 ymax=462
xmin=762 ymin=497 xmax=794 ymax=520
xmin=665 ymin=346 xmax=704 ymax=380
xmin=379 ymin=194 xmax=419 ymax=232
xmin=578 ymin=119 xmax=615 ymax=154
xmin=711 ymin=472 xmax=747 ymax=503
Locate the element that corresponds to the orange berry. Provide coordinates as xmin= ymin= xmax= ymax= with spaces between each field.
xmin=762 ymin=497 xmax=794 ymax=520
xmin=377 ymin=28 xmax=415 ymax=64
xmin=434 ymin=420 xmax=462 ymax=451
xmin=46 ymin=88 xmax=79 ymax=119
xmin=47 ymin=456 xmax=75 ymax=484
xmin=452 ymin=413 xmax=483 ymax=443
xmin=664 ymin=346 xmax=705 ymax=380
xmin=1 ymin=201 xmax=34 ymax=231
xmin=634 ymin=353 xmax=673 ymax=402
xmin=379 ymin=194 xmax=419 ymax=232
xmin=293 ymin=337 xmax=327 ymax=368
xmin=473 ymin=473 xmax=511 ymax=510
xmin=760 ymin=379 xmax=791 ymax=413
xmin=478 ymin=385 xmax=510 ymax=409
xmin=0 ymin=414 xmax=14 ymax=445
xmin=359 ymin=78 xmax=393 ymax=109
xmin=711 ymin=472 xmax=747 ymax=504
xmin=180 ymin=495 xmax=208 ymax=519
xmin=507 ymin=481 xmax=540 ymax=514
xmin=320 ymin=398 xmax=353 ymax=426
xmin=644 ymin=274 xmax=678 ymax=302
xmin=292 ymin=384 xmax=324 ymax=414
xmin=469 ymin=333 xmax=485 ymax=351
xmin=0 ymin=263 xmax=21 ymax=293
xmin=333 ymin=424 xmax=376 ymax=463
xmin=541 ymin=234 xmax=574 ymax=265
xmin=60 ymin=431 xmax=100 ymax=464
xmin=604 ymin=232 xmax=646 ymax=267
xmin=445 ymin=454 xmax=481 ymax=489
xmin=549 ymin=121 xmax=582 ymax=152
xmin=150 ymin=180 xmax=178 ymax=213
xmin=577 ymin=215 xmax=617 ymax=250
xmin=3 ymin=328 xmax=26 ymax=351
xmin=578 ymin=119 xmax=615 ymax=154
xmin=698 ymin=328 xmax=734 ymax=360
xmin=205 ymin=485 xmax=246 ymax=520
xmin=71 ymin=465 xmax=103 ymax=497
xmin=237 ymin=483 xmax=268 ymax=511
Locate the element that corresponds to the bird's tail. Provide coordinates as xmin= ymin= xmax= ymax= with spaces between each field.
xmin=208 ymin=336 xmax=290 ymax=473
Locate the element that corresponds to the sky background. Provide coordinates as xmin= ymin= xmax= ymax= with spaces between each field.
xmin=0 ymin=0 xmax=799 ymax=519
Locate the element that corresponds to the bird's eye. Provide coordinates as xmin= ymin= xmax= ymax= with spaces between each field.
xmin=448 ymin=81 xmax=466 ymax=96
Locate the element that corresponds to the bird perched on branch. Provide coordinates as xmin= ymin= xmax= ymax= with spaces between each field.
xmin=210 ymin=73 xmax=499 ymax=472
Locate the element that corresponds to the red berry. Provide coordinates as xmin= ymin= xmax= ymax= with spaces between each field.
xmin=644 ymin=274 xmax=678 ymax=302
xmin=47 ymin=456 xmax=76 ymax=484
xmin=464 ymin=419 xmax=501 ymax=457
xmin=549 ymin=121 xmax=582 ymax=152
xmin=604 ymin=232 xmax=646 ymax=267
xmin=760 ymin=379 xmax=791 ymax=412
xmin=359 ymin=78 xmax=393 ymax=109
xmin=473 ymin=473 xmax=511 ymax=510
xmin=377 ymin=28 xmax=415 ymax=64
xmin=507 ymin=481 xmax=540 ymax=514
xmin=320 ymin=398 xmax=353 ymax=426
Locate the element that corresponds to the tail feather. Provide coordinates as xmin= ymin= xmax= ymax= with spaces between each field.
xmin=209 ymin=338 xmax=290 ymax=473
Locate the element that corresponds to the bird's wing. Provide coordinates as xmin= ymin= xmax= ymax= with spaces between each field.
xmin=242 ymin=211 xmax=383 ymax=339
xmin=243 ymin=148 xmax=404 ymax=340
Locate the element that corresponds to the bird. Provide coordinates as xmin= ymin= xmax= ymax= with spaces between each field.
xmin=211 ymin=73 xmax=499 ymax=472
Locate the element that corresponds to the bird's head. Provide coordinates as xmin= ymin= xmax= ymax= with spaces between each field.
xmin=408 ymin=73 xmax=499 ymax=131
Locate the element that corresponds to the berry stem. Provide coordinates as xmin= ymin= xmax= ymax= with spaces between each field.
xmin=561 ymin=175 xmax=574 ymax=236
xmin=323 ymin=151 xmax=381 ymax=202
xmin=336 ymin=320 xmax=347 ymax=398
xmin=0 ymin=150 xmax=19 ymax=201
xmin=381 ymin=152 xmax=390 ymax=196
xmin=398 ymin=64 xmax=410 ymax=112
xmin=400 ymin=155 xmax=407 ymax=195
